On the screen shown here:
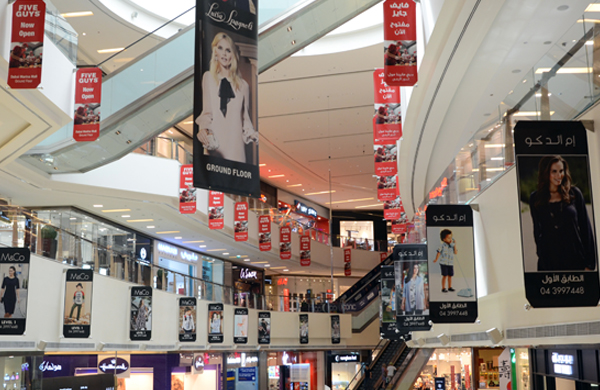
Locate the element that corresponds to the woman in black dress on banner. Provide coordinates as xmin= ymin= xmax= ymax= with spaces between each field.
xmin=529 ymin=155 xmax=596 ymax=271
xmin=0 ymin=266 xmax=19 ymax=318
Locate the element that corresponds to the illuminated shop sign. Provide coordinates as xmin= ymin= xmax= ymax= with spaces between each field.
xmin=429 ymin=177 xmax=448 ymax=200
xmin=181 ymin=251 xmax=198 ymax=262
xmin=98 ymin=357 xmax=129 ymax=375
xmin=550 ymin=352 xmax=576 ymax=377
xmin=39 ymin=361 xmax=62 ymax=372
xmin=294 ymin=201 xmax=317 ymax=218
xmin=240 ymin=268 xmax=258 ymax=280
xmin=227 ymin=355 xmax=258 ymax=365
xmin=333 ymin=354 xmax=359 ymax=363
xmin=158 ymin=242 xmax=178 ymax=256
xmin=157 ymin=242 xmax=198 ymax=262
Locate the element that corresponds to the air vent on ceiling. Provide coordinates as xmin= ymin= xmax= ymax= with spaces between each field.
xmin=47 ymin=342 xmax=95 ymax=349
xmin=104 ymin=343 xmax=140 ymax=350
xmin=146 ymin=344 xmax=177 ymax=350
xmin=506 ymin=321 xmax=600 ymax=340
xmin=425 ymin=337 xmax=441 ymax=344
xmin=451 ymin=332 xmax=489 ymax=342
xmin=0 ymin=341 xmax=35 ymax=349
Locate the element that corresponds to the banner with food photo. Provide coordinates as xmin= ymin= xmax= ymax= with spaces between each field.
xmin=233 ymin=308 xmax=249 ymax=344
xmin=379 ymin=265 xmax=397 ymax=339
xmin=179 ymin=297 xmax=197 ymax=342
xmin=374 ymin=144 xmax=398 ymax=176
xmin=0 ymin=248 xmax=29 ymax=335
xmin=234 ymin=201 xmax=249 ymax=241
xmin=280 ymin=226 xmax=292 ymax=260
xmin=383 ymin=0 xmax=417 ymax=86
xmin=514 ymin=121 xmax=599 ymax=307
xmin=130 ymin=286 xmax=152 ymax=341
xmin=179 ymin=165 xmax=197 ymax=214
xmin=208 ymin=303 xmax=224 ymax=343
xmin=331 ymin=315 xmax=341 ymax=344
xmin=8 ymin=0 xmax=45 ymax=89
xmin=426 ymin=205 xmax=478 ymax=323
xmin=208 ymin=191 xmax=224 ymax=229
xmin=373 ymin=69 xmax=402 ymax=144
xmin=384 ymin=196 xmax=405 ymax=221
xmin=258 ymin=312 xmax=271 ymax=344
xmin=73 ymin=68 xmax=102 ymax=142
xmin=258 ymin=215 xmax=272 ymax=251
xmin=193 ymin=0 xmax=260 ymax=197
xmin=63 ymin=269 xmax=93 ymax=338
xmin=299 ymin=314 xmax=309 ymax=344
xmin=377 ymin=175 xmax=398 ymax=201
xmin=300 ymin=235 xmax=311 ymax=267
xmin=344 ymin=248 xmax=351 ymax=276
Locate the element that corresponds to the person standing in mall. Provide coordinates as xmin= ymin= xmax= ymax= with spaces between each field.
xmin=387 ymin=364 xmax=396 ymax=384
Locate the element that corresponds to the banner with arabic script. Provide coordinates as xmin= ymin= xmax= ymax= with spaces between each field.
xmin=383 ymin=0 xmax=417 ymax=86
xmin=426 ymin=205 xmax=478 ymax=323
xmin=380 ymin=265 xmax=397 ymax=339
xmin=515 ymin=121 xmax=599 ymax=307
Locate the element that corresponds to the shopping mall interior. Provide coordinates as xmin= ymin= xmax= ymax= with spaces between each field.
xmin=2 ymin=0 xmax=600 ymax=390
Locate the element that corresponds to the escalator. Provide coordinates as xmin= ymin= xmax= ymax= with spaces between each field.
xmin=20 ymin=0 xmax=383 ymax=174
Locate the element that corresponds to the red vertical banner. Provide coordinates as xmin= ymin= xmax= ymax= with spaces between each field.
xmin=377 ymin=175 xmax=398 ymax=201
xmin=465 ymin=365 xmax=470 ymax=390
xmin=300 ymin=235 xmax=311 ymax=267
xmin=73 ymin=68 xmax=102 ymax=142
xmin=383 ymin=0 xmax=417 ymax=86
xmin=258 ymin=215 xmax=271 ymax=251
xmin=373 ymin=70 xmax=402 ymax=144
xmin=380 ymin=252 xmax=388 ymax=262
xmin=234 ymin=202 xmax=248 ymax=241
xmin=384 ymin=196 xmax=405 ymax=221
xmin=374 ymin=144 xmax=397 ymax=176
xmin=344 ymin=248 xmax=351 ymax=276
xmin=392 ymin=222 xmax=407 ymax=235
xmin=208 ymin=191 xmax=224 ymax=229
xmin=8 ymin=0 xmax=45 ymax=89
xmin=279 ymin=226 xmax=291 ymax=260
xmin=179 ymin=165 xmax=196 ymax=214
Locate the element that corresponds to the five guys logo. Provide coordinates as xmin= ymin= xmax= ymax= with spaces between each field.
xmin=15 ymin=3 xmax=41 ymax=18
xmin=182 ymin=167 xmax=193 ymax=175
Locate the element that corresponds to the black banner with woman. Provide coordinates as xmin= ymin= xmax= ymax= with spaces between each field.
xmin=515 ymin=121 xmax=599 ymax=307
xmin=194 ymin=0 xmax=260 ymax=197
xmin=0 ymin=248 xmax=29 ymax=335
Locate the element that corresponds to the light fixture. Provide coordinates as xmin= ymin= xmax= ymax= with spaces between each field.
xmin=61 ymin=11 xmax=94 ymax=17
xmin=486 ymin=167 xmax=505 ymax=172
xmin=535 ymin=67 xmax=591 ymax=74
xmin=355 ymin=204 xmax=384 ymax=209
xmin=268 ymin=174 xmax=285 ymax=178
xmin=487 ymin=328 xmax=503 ymax=344
xmin=512 ymin=111 xmax=555 ymax=117
xmin=121 ymin=215 xmax=131 ymax=218
xmin=101 ymin=209 xmax=131 ymax=213
xmin=328 ymin=197 xmax=374 ymax=205
xmin=199 ymin=245 xmax=207 ymax=248
xmin=206 ymin=248 xmax=227 ymax=252
xmin=222 ymin=252 xmax=229 ymax=255
xmin=244 ymin=259 xmax=251 ymax=262
xmin=283 ymin=269 xmax=289 ymax=272
xmin=305 ymin=190 xmax=336 ymax=196
xmin=93 ymin=205 xmax=103 ymax=208
xmin=270 ymin=266 xmax=287 ymax=270
xmin=183 ymin=240 xmax=205 ymax=243
xmin=156 ymin=231 xmax=180 ymax=234
xmin=287 ymin=184 xmax=302 ymax=187
xmin=182 ymin=121 xmax=193 ymax=125
xmin=535 ymin=92 xmax=552 ymax=97
xmin=146 ymin=225 xmax=155 ymax=229
xmin=438 ymin=333 xmax=450 ymax=346
xmin=259 ymin=163 xmax=267 ymax=167
xmin=97 ymin=48 xmax=125 ymax=54
xmin=483 ymin=144 xmax=505 ymax=148
xmin=127 ymin=219 xmax=154 ymax=223
xmin=174 ymin=236 xmax=182 ymax=239
xmin=490 ymin=157 xmax=504 ymax=161
xmin=251 ymin=261 xmax=269 ymax=264
xmin=585 ymin=4 xmax=600 ymax=12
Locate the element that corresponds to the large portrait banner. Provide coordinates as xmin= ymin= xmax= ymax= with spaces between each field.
xmin=258 ymin=215 xmax=272 ymax=251
xmin=8 ymin=0 xmax=45 ymax=89
xmin=208 ymin=303 xmax=224 ymax=343
xmin=0 ymin=248 xmax=29 ymax=335
xmin=234 ymin=201 xmax=249 ymax=241
xmin=179 ymin=297 xmax=197 ymax=342
xmin=280 ymin=226 xmax=292 ymax=260
xmin=73 ymin=68 xmax=102 ymax=142
xmin=234 ymin=308 xmax=248 ymax=344
xmin=515 ymin=121 xmax=599 ymax=307
xmin=379 ymin=265 xmax=397 ymax=339
xmin=130 ymin=286 xmax=152 ymax=341
xmin=63 ymin=269 xmax=93 ymax=338
xmin=383 ymin=0 xmax=417 ymax=86
xmin=258 ymin=311 xmax=271 ymax=344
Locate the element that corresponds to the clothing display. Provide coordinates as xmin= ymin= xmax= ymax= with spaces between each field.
xmin=1 ymin=277 xmax=19 ymax=315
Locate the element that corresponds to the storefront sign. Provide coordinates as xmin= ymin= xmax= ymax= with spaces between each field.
xmin=181 ymin=250 xmax=198 ymax=262
xmin=435 ymin=377 xmax=445 ymax=390
xmin=514 ymin=121 xmax=599 ymax=307
xmin=179 ymin=297 xmax=197 ymax=342
xmin=157 ymin=241 xmax=198 ymax=263
xmin=193 ymin=354 xmax=204 ymax=374
xmin=380 ymin=265 xmax=397 ymax=338
xmin=193 ymin=0 xmax=260 ymax=198
xmin=344 ymin=248 xmax=351 ymax=276
xmin=234 ymin=308 xmax=249 ymax=344
xmin=294 ymin=201 xmax=317 ymax=218
xmin=426 ymin=205 xmax=478 ymax=323
xmin=549 ymin=350 xmax=578 ymax=379
xmin=240 ymin=267 xmax=258 ymax=280
xmin=234 ymin=202 xmax=249 ymax=241
xmin=179 ymin=165 xmax=196 ymax=213
xmin=63 ymin=269 xmax=93 ymax=338
xmin=97 ymin=357 xmax=129 ymax=376
xmin=39 ymin=361 xmax=62 ymax=373
xmin=383 ymin=0 xmax=417 ymax=86
xmin=130 ymin=286 xmax=152 ymax=341
xmin=158 ymin=242 xmax=178 ymax=256
xmin=333 ymin=354 xmax=359 ymax=363
xmin=8 ymin=0 xmax=45 ymax=89
xmin=258 ymin=215 xmax=272 ymax=251
xmin=0 ymin=248 xmax=29 ymax=335
xmin=299 ymin=314 xmax=309 ymax=344
xmin=280 ymin=226 xmax=292 ymax=260
xmin=72 ymin=68 xmax=102 ymax=142
xmin=331 ymin=315 xmax=341 ymax=344
xmin=300 ymin=236 xmax=311 ymax=267
xmin=208 ymin=191 xmax=224 ymax=230
xmin=208 ymin=303 xmax=224 ymax=343
xmin=258 ymin=312 xmax=270 ymax=344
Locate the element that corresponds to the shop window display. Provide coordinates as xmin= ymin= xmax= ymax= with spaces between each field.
xmin=417 ymin=349 xmax=473 ymax=390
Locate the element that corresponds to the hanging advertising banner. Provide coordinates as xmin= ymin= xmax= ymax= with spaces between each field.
xmin=72 ymin=68 xmax=102 ymax=142
xmin=280 ymin=226 xmax=292 ymax=260
xmin=498 ymin=348 xmax=512 ymax=390
xmin=394 ymin=244 xmax=431 ymax=334
xmin=426 ymin=205 xmax=477 ymax=323
xmin=208 ymin=303 xmax=224 ymax=343
xmin=234 ymin=308 xmax=249 ymax=344
xmin=299 ymin=314 xmax=309 ymax=344
xmin=344 ymin=248 xmax=351 ymax=276
xmin=380 ymin=265 xmax=397 ymax=339
xmin=383 ymin=0 xmax=417 ymax=86
xmin=331 ymin=315 xmax=341 ymax=344
xmin=384 ymin=196 xmax=405 ymax=221
xmin=179 ymin=165 xmax=197 ymax=214
xmin=258 ymin=215 xmax=272 ymax=251
xmin=392 ymin=222 xmax=407 ymax=235
xmin=381 ymin=252 xmax=389 ymax=262
xmin=514 ymin=121 xmax=599 ymax=307
xmin=179 ymin=297 xmax=197 ymax=342
xmin=208 ymin=191 xmax=224 ymax=230
xmin=63 ymin=269 xmax=93 ymax=338
xmin=0 ymin=248 xmax=29 ymax=335
xmin=7 ymin=0 xmax=45 ymax=89
xmin=258 ymin=312 xmax=271 ymax=344
xmin=234 ymin=201 xmax=249 ymax=241
xmin=300 ymin=235 xmax=311 ymax=267
xmin=130 ymin=286 xmax=152 ymax=341
xmin=374 ymin=144 xmax=398 ymax=176
xmin=377 ymin=175 xmax=398 ymax=201
xmin=193 ymin=0 xmax=260 ymax=198
xmin=373 ymin=70 xmax=402 ymax=144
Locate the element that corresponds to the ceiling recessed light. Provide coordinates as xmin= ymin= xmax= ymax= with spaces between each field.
xmin=101 ymin=209 xmax=131 ymax=213
xmin=146 ymin=225 xmax=155 ymax=229
xmin=244 ymin=259 xmax=250 ymax=262
xmin=127 ymin=219 xmax=154 ymax=223
xmin=183 ymin=240 xmax=205 ymax=243
xmin=252 ymin=262 xmax=268 ymax=264
xmin=97 ymin=47 xmax=125 ymax=54
xmin=93 ymin=205 xmax=103 ymax=208
xmin=70 ymin=217 xmax=77 ymax=220
xmin=199 ymin=245 xmax=207 ymax=248
xmin=557 ymin=5 xmax=568 ymax=11
xmin=174 ymin=236 xmax=182 ymax=239
xmin=283 ymin=269 xmax=289 ymax=272
xmin=305 ymin=190 xmax=335 ymax=196
xmin=287 ymin=184 xmax=302 ymax=187
xmin=259 ymin=163 xmax=266 ymax=167
xmin=121 ymin=215 xmax=131 ymax=218
xmin=156 ymin=231 xmax=180 ymax=234
xmin=222 ymin=252 xmax=229 ymax=255
xmin=61 ymin=11 xmax=94 ymax=17
xmin=264 ymin=265 xmax=271 ymax=268
xmin=268 ymin=174 xmax=285 ymax=178
xmin=328 ymin=197 xmax=374 ymax=205
xmin=206 ymin=248 xmax=227 ymax=252
xmin=182 ymin=121 xmax=193 ymax=125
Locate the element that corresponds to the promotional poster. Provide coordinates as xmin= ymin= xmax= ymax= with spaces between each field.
xmin=514 ymin=121 xmax=599 ymax=307
xmin=393 ymin=244 xmax=431 ymax=334
xmin=373 ymin=70 xmax=402 ymax=144
xmin=258 ymin=215 xmax=272 ymax=251
xmin=234 ymin=202 xmax=249 ymax=241
xmin=331 ymin=315 xmax=341 ymax=344
xmin=63 ymin=269 xmax=93 ymax=338
xmin=179 ymin=297 xmax=197 ymax=342
xmin=208 ymin=303 xmax=224 ymax=343
xmin=380 ymin=265 xmax=397 ymax=338
xmin=280 ymin=226 xmax=292 ymax=260
xmin=258 ymin=312 xmax=271 ymax=344
xmin=130 ymin=286 xmax=152 ymax=341
xmin=383 ymin=0 xmax=417 ymax=86
xmin=208 ymin=191 xmax=224 ymax=230
xmin=0 ymin=248 xmax=29 ymax=335
xmin=72 ymin=68 xmax=102 ymax=142
xmin=344 ymin=248 xmax=351 ymax=276
xmin=179 ymin=165 xmax=197 ymax=214
xmin=193 ymin=0 xmax=260 ymax=197
xmin=300 ymin=235 xmax=311 ymax=267
xmin=299 ymin=314 xmax=309 ymax=344
xmin=8 ymin=0 xmax=45 ymax=89
xmin=384 ymin=196 xmax=405 ymax=221
xmin=377 ymin=175 xmax=398 ymax=201
xmin=426 ymin=205 xmax=478 ymax=323
xmin=392 ymin=222 xmax=407 ymax=236
xmin=233 ymin=308 xmax=249 ymax=344
xmin=374 ymin=144 xmax=398 ymax=176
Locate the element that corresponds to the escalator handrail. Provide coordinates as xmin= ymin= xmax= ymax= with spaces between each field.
xmin=389 ymin=348 xmax=419 ymax=390
xmin=344 ymin=362 xmax=367 ymax=390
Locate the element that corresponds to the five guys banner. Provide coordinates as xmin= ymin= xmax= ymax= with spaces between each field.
xmin=258 ymin=215 xmax=272 ymax=251
xmin=280 ymin=226 xmax=291 ymax=260
xmin=179 ymin=165 xmax=197 ymax=214
xmin=344 ymin=248 xmax=351 ymax=276
xmin=383 ymin=0 xmax=417 ymax=86
xmin=373 ymin=70 xmax=402 ymax=145
xmin=8 ymin=0 xmax=45 ymax=89
xmin=384 ymin=197 xmax=405 ymax=221
xmin=193 ymin=0 xmax=260 ymax=198
xmin=380 ymin=265 xmax=397 ymax=338
xmin=63 ymin=269 xmax=93 ymax=338
xmin=179 ymin=297 xmax=197 ymax=342
xmin=208 ymin=191 xmax=224 ymax=229
xmin=426 ymin=205 xmax=478 ymax=323
xmin=300 ymin=235 xmax=311 ymax=266
xmin=331 ymin=315 xmax=341 ymax=344
xmin=514 ymin=121 xmax=599 ymax=307
xmin=73 ymin=68 xmax=102 ymax=142
xmin=234 ymin=202 xmax=248 ymax=241
xmin=258 ymin=312 xmax=270 ymax=344
xmin=130 ymin=286 xmax=152 ymax=341
xmin=0 ymin=248 xmax=29 ymax=335
xmin=234 ymin=308 xmax=248 ymax=344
